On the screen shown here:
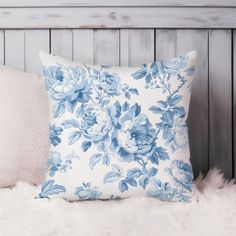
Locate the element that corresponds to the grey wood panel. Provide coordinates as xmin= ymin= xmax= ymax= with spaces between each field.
xmin=1 ymin=8 xmax=236 ymax=28
xmin=176 ymin=30 xmax=209 ymax=176
xmin=0 ymin=30 xmax=4 ymax=65
xmin=234 ymin=30 xmax=236 ymax=178
xmin=120 ymin=29 xmax=154 ymax=66
xmin=5 ymin=30 xmax=25 ymax=70
xmin=51 ymin=30 xmax=73 ymax=60
xmin=5 ymin=30 xmax=49 ymax=73
xmin=156 ymin=30 xmax=177 ymax=60
xmin=24 ymin=30 xmax=50 ymax=74
xmin=94 ymin=29 xmax=119 ymax=65
xmin=1 ymin=0 xmax=236 ymax=7
xmin=209 ymin=30 xmax=232 ymax=179
xmin=73 ymin=29 xmax=94 ymax=64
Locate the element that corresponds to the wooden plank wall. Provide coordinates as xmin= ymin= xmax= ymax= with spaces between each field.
xmin=0 ymin=28 xmax=235 ymax=179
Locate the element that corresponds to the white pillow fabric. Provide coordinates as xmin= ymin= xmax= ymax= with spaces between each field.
xmin=0 ymin=66 xmax=49 ymax=187
xmin=37 ymin=51 xmax=197 ymax=201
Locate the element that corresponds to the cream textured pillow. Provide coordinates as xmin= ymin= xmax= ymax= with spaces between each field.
xmin=0 ymin=66 xmax=49 ymax=187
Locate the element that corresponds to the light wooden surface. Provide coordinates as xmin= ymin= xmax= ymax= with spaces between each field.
xmin=0 ymin=7 xmax=236 ymax=28
xmin=0 ymin=0 xmax=236 ymax=7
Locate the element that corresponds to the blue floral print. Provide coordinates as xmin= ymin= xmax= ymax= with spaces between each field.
xmin=44 ymin=65 xmax=91 ymax=117
xmin=37 ymin=51 xmax=196 ymax=201
xmin=74 ymin=183 xmax=101 ymax=200
xmin=47 ymin=151 xmax=79 ymax=177
xmin=49 ymin=125 xmax=63 ymax=146
xmin=165 ymin=160 xmax=193 ymax=191
xmin=36 ymin=180 xmax=66 ymax=199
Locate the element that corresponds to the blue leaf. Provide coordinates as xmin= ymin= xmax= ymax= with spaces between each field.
xmin=68 ymin=131 xmax=81 ymax=145
xmin=122 ymin=101 xmax=130 ymax=112
xmin=126 ymin=178 xmax=137 ymax=187
xmin=149 ymin=106 xmax=163 ymax=114
xmin=125 ymin=92 xmax=131 ymax=99
xmin=111 ymin=164 xmax=122 ymax=174
xmin=139 ymin=176 xmax=149 ymax=189
xmin=119 ymin=180 xmax=129 ymax=193
xmin=157 ymin=101 xmax=168 ymax=109
xmin=155 ymin=147 xmax=169 ymax=160
xmin=81 ymin=141 xmax=92 ymax=152
xmin=127 ymin=168 xmax=143 ymax=179
xmin=103 ymin=171 xmax=121 ymax=183
xmin=168 ymin=95 xmax=183 ymax=106
xmin=52 ymin=102 xmax=65 ymax=118
xmin=65 ymin=100 xmax=77 ymax=113
xmin=150 ymin=62 xmax=158 ymax=76
xmin=131 ymin=66 xmax=147 ymax=80
xmin=145 ymin=74 xmax=152 ymax=84
xmin=148 ymin=167 xmax=158 ymax=177
xmin=162 ymin=111 xmax=174 ymax=126
xmin=149 ymin=152 xmax=159 ymax=165
xmin=129 ymin=88 xmax=139 ymax=95
xmin=173 ymin=106 xmax=186 ymax=117
xmin=114 ymin=101 xmax=121 ymax=118
xmin=62 ymin=119 xmax=80 ymax=129
xmin=89 ymin=154 xmax=102 ymax=170
xmin=129 ymin=103 xmax=141 ymax=118
xmin=38 ymin=180 xmax=66 ymax=198
xmin=102 ymin=154 xmax=110 ymax=166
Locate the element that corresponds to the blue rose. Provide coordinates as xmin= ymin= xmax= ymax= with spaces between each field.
xmin=49 ymin=125 xmax=63 ymax=146
xmin=44 ymin=65 xmax=91 ymax=113
xmin=74 ymin=183 xmax=101 ymax=200
xmin=98 ymin=72 xmax=121 ymax=96
xmin=160 ymin=54 xmax=188 ymax=75
xmin=80 ymin=104 xmax=112 ymax=142
xmin=166 ymin=160 xmax=193 ymax=191
xmin=111 ymin=114 xmax=156 ymax=162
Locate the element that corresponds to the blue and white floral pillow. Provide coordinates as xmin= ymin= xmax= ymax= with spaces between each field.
xmin=37 ymin=51 xmax=197 ymax=201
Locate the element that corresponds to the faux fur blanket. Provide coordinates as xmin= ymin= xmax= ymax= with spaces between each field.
xmin=0 ymin=169 xmax=235 ymax=236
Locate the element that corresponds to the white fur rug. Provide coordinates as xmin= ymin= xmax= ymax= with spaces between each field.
xmin=0 ymin=169 xmax=236 ymax=236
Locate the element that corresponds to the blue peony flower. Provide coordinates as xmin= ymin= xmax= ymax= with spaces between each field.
xmin=44 ymin=65 xmax=91 ymax=115
xmin=80 ymin=104 xmax=112 ymax=142
xmin=74 ymin=182 xmax=101 ymax=200
xmin=110 ymin=113 xmax=157 ymax=162
xmin=49 ymin=125 xmax=63 ymax=146
xmin=159 ymin=54 xmax=188 ymax=75
xmin=165 ymin=160 xmax=193 ymax=191
xmin=98 ymin=72 xmax=121 ymax=96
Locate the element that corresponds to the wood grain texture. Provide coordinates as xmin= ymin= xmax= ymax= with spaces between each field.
xmin=155 ymin=30 xmax=177 ymax=60
xmin=1 ymin=0 xmax=236 ymax=7
xmin=5 ymin=30 xmax=25 ymax=70
xmin=0 ymin=30 xmax=4 ymax=65
xmin=51 ymin=30 xmax=73 ymax=60
xmin=234 ymin=30 xmax=236 ymax=178
xmin=0 ymin=7 xmax=236 ymax=29
xmin=73 ymin=29 xmax=94 ymax=64
xmin=209 ymin=30 xmax=232 ymax=179
xmin=24 ymin=30 xmax=49 ymax=74
xmin=94 ymin=29 xmax=119 ymax=65
xmin=5 ymin=30 xmax=49 ymax=73
xmin=120 ymin=29 xmax=154 ymax=66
